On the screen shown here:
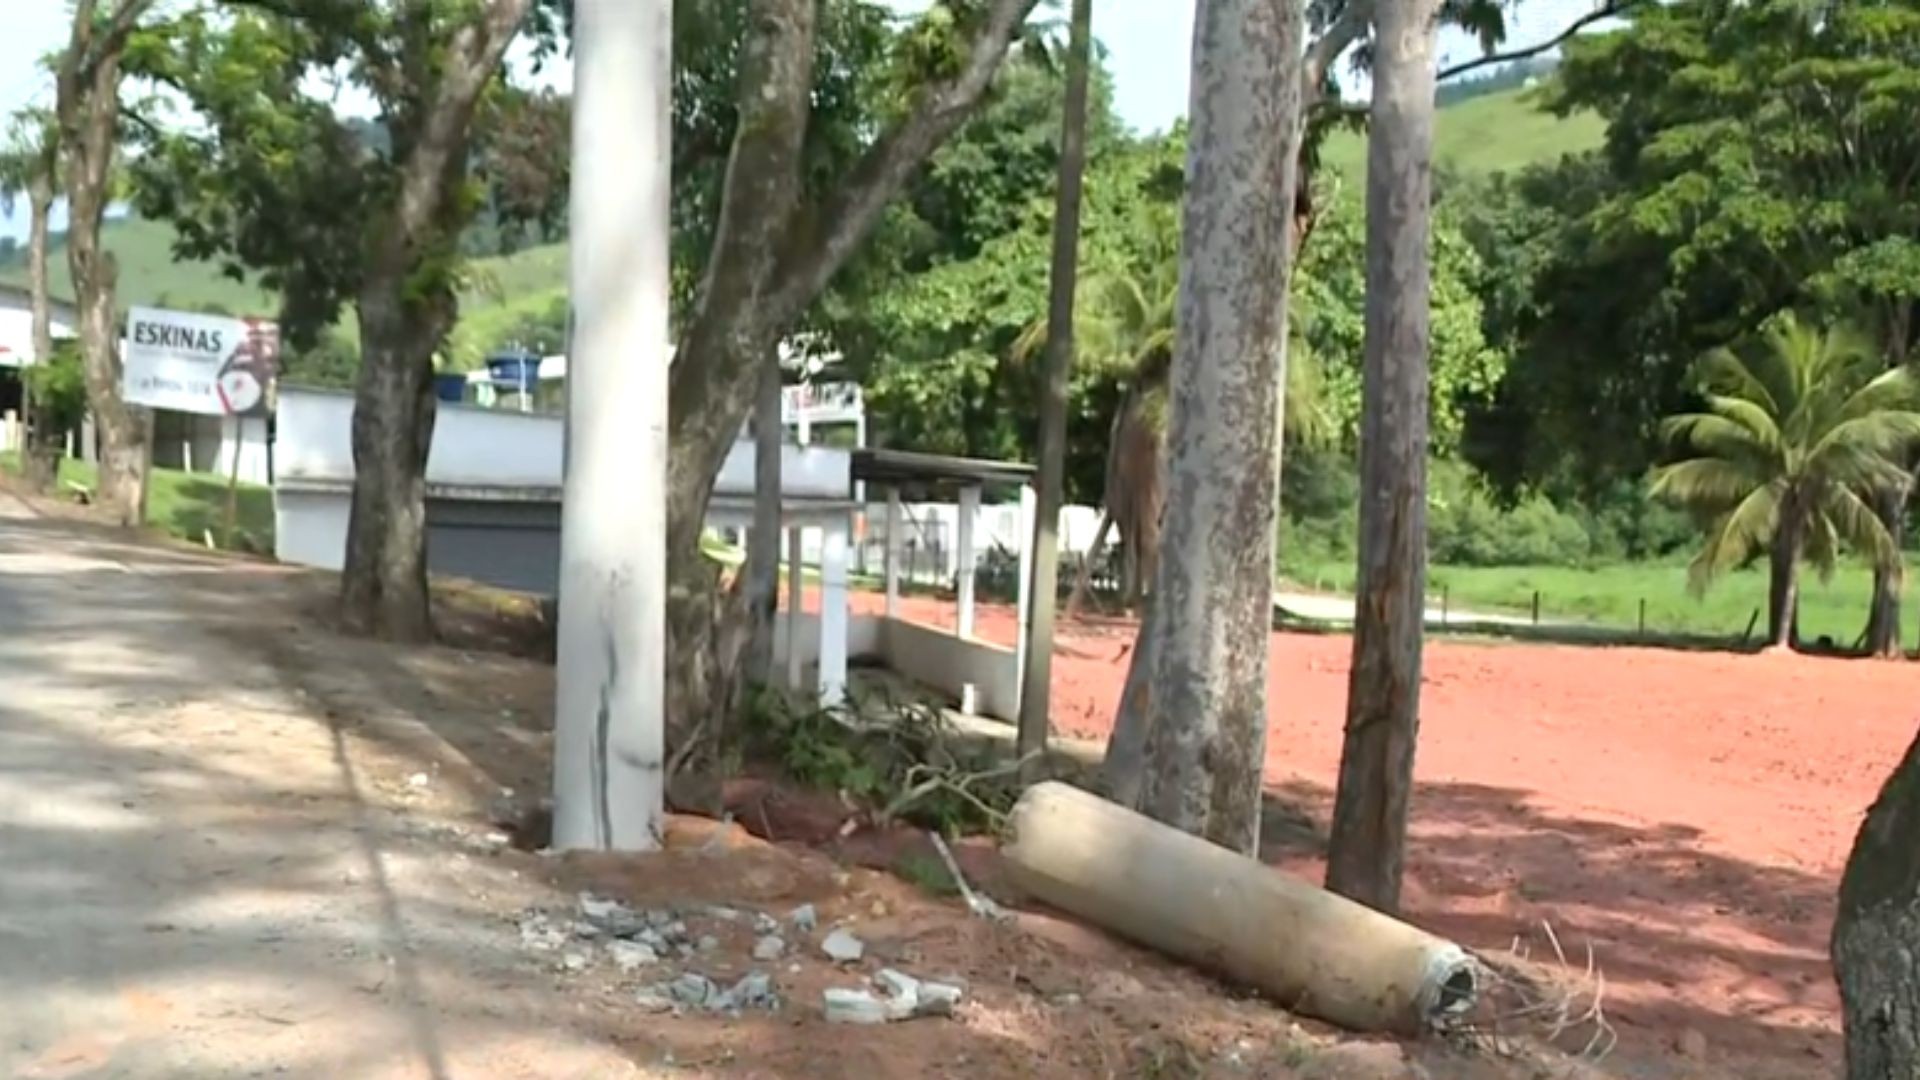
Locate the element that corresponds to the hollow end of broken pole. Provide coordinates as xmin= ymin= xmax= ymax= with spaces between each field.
xmin=1000 ymin=781 xmax=1480 ymax=1036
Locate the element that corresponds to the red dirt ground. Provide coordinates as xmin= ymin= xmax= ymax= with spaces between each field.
xmin=817 ymin=586 xmax=1918 ymax=1074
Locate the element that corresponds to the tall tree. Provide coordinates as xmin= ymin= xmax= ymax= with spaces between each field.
xmin=1651 ymin=316 xmax=1920 ymax=650
xmin=1130 ymin=0 xmax=1305 ymax=854
xmin=0 ymin=108 xmax=59 ymax=489
xmin=660 ymin=0 xmax=1048 ymax=792
xmin=1325 ymin=0 xmax=1440 ymax=913
xmin=56 ymin=0 xmax=156 ymax=526
xmin=1099 ymin=0 xmax=1528 ymax=813
xmin=1536 ymin=0 xmax=1920 ymax=654
xmin=1017 ymin=0 xmax=1095 ymax=768
xmin=1836 ymin=726 xmax=1920 ymax=1079
xmin=128 ymin=2 xmax=556 ymax=639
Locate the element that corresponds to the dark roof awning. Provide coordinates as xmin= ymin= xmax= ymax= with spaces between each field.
xmin=852 ymin=448 xmax=1034 ymax=497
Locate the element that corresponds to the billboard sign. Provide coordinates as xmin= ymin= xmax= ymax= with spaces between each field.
xmin=781 ymin=381 xmax=864 ymax=425
xmin=123 ymin=306 xmax=281 ymax=417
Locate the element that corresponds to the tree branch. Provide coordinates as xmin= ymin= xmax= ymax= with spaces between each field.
xmin=1304 ymin=0 xmax=1374 ymax=102
xmin=1436 ymin=0 xmax=1637 ymax=84
xmin=768 ymin=0 xmax=1046 ymax=322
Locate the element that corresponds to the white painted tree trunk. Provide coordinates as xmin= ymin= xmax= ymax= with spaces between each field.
xmin=1136 ymin=0 xmax=1305 ymax=854
xmin=1325 ymin=0 xmax=1440 ymax=913
xmin=551 ymin=0 xmax=670 ymax=851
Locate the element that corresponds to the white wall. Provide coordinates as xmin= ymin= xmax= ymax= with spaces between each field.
xmin=276 ymin=384 xmax=851 ymax=499
xmin=0 ymin=290 xmax=78 ymax=368
xmin=274 ymin=385 xmax=856 ymax=576
xmin=275 ymin=386 xmax=567 ymax=491
xmin=768 ymin=610 xmax=1020 ymax=724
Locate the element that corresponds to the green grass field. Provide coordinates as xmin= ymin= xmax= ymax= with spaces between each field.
xmin=1286 ymin=559 xmax=1885 ymax=646
xmin=1 ymin=453 xmax=274 ymax=554
xmin=1318 ymin=85 xmax=1604 ymax=180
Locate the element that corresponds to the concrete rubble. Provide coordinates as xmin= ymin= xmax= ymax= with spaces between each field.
xmin=517 ymin=893 xmax=797 ymax=1016
xmin=825 ymin=968 xmax=966 ymax=1024
xmin=820 ymin=928 xmax=865 ymax=963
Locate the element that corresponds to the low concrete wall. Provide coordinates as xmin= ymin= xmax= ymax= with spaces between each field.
xmin=774 ymin=613 xmax=884 ymax=673
xmin=880 ymin=617 xmax=1019 ymax=722
xmin=769 ymin=611 xmax=1018 ymax=723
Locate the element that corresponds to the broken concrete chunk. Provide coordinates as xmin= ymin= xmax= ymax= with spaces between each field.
xmin=669 ymin=973 xmax=716 ymax=1009
xmin=516 ymin=913 xmax=569 ymax=952
xmin=752 ymin=911 xmax=780 ymax=935
xmin=752 ymin=934 xmax=786 ymax=961
xmin=577 ymin=894 xmax=651 ymax=938
xmin=733 ymin=972 xmax=778 ymax=1009
xmin=633 ymin=984 xmax=676 ymax=1014
xmin=874 ymin=968 xmax=921 ymax=1002
xmin=560 ymin=950 xmax=591 ymax=973
xmin=606 ymin=939 xmax=660 ymax=973
xmin=788 ymin=903 xmax=818 ymax=933
xmin=821 ymin=928 xmax=865 ymax=963
xmin=713 ymin=971 xmax=779 ymax=1013
xmin=823 ymin=987 xmax=892 ymax=1024
xmin=697 ymin=935 xmax=721 ymax=953
xmin=706 ymin=905 xmax=743 ymax=923
xmin=916 ymin=981 xmax=964 ymax=1017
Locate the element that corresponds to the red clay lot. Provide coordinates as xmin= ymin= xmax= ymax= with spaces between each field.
xmin=830 ymin=588 xmax=1918 ymax=1073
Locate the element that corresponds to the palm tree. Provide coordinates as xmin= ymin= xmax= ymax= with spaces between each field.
xmin=0 ymin=108 xmax=60 ymax=489
xmin=1016 ymin=263 xmax=1334 ymax=610
xmin=1651 ymin=314 xmax=1920 ymax=650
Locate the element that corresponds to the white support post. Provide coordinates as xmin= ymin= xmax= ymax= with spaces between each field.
xmin=956 ymin=484 xmax=979 ymax=639
xmin=820 ymin=516 xmax=850 ymax=707
xmin=786 ymin=525 xmax=805 ymax=690
xmin=1013 ymin=483 xmax=1037 ymax=718
xmin=550 ymin=0 xmax=670 ymax=853
xmin=884 ymin=487 xmax=903 ymax=619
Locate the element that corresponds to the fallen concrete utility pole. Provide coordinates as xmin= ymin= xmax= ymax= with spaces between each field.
xmin=1002 ymin=782 xmax=1478 ymax=1035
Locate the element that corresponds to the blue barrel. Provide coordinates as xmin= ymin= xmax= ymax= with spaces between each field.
xmin=432 ymin=373 xmax=469 ymax=403
xmin=486 ymin=351 xmax=543 ymax=393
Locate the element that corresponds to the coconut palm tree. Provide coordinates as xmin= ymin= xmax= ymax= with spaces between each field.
xmin=1017 ymin=263 xmax=1334 ymax=610
xmin=1651 ymin=313 xmax=1920 ymax=650
xmin=0 ymin=108 xmax=60 ymax=490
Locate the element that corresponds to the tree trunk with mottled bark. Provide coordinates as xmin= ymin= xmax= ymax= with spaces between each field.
xmin=1018 ymin=0 xmax=1095 ymax=769
xmin=1325 ymin=0 xmax=1439 ymax=913
xmin=744 ymin=352 xmax=783 ymax=686
xmin=1101 ymin=595 xmax=1160 ymax=807
xmin=1866 ymin=485 xmax=1903 ymax=657
xmin=57 ymin=1 xmax=154 ymax=526
xmin=661 ymin=0 xmax=1042 ymax=783
xmin=1768 ymin=517 xmax=1802 ymax=651
xmin=1064 ymin=510 xmax=1111 ymax=620
xmin=340 ymin=280 xmax=449 ymax=641
xmin=22 ymin=170 xmax=56 ymax=491
xmin=1834 ymin=723 xmax=1920 ymax=1079
xmin=1134 ymin=0 xmax=1304 ymax=855
xmin=334 ymin=0 xmax=534 ymax=641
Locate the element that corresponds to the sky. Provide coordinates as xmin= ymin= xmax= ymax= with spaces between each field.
xmin=0 ymin=0 xmax=1608 ymax=240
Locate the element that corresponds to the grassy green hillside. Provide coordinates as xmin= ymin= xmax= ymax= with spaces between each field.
xmin=0 ymin=86 xmax=1596 ymax=366
xmin=0 ymin=216 xmax=279 ymax=317
xmin=0 ymin=216 xmax=565 ymax=371
xmin=1318 ymin=85 xmax=1605 ymax=180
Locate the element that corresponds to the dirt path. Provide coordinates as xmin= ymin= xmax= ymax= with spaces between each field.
xmin=0 ymin=493 xmax=641 ymax=1079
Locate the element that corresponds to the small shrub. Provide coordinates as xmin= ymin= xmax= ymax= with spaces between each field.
xmin=741 ymin=689 xmax=1019 ymax=836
